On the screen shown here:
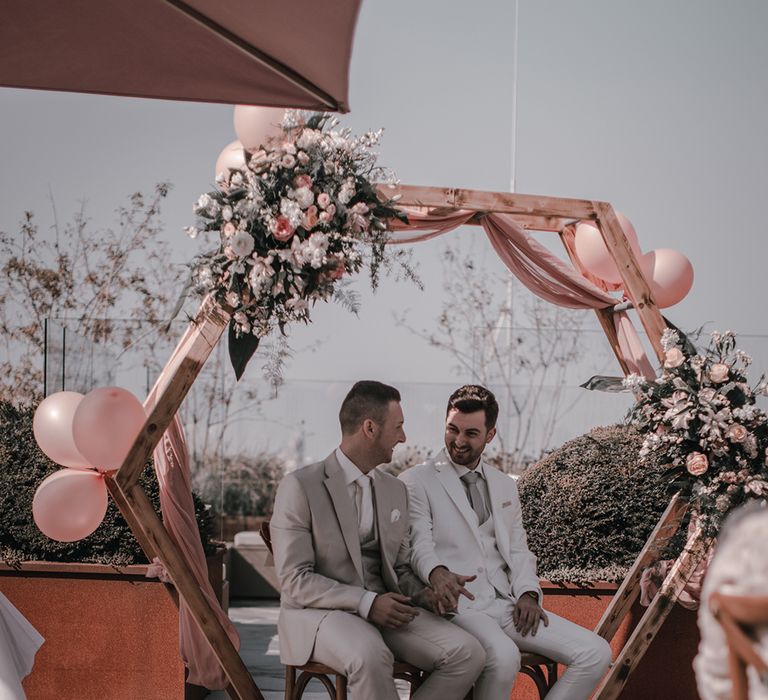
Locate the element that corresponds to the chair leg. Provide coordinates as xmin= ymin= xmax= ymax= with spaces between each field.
xmin=285 ymin=666 xmax=296 ymax=700
xmin=335 ymin=673 xmax=347 ymax=700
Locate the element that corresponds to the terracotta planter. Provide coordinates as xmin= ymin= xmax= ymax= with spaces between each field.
xmin=511 ymin=581 xmax=699 ymax=699
xmin=1 ymin=549 xmax=227 ymax=700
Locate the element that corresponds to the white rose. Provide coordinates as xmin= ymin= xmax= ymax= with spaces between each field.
xmin=229 ymin=231 xmax=255 ymax=258
xmin=664 ymin=348 xmax=685 ymax=369
xmin=709 ymin=363 xmax=730 ymax=383
xmin=293 ymin=186 xmax=315 ymax=210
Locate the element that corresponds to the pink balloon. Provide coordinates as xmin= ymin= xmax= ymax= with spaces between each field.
xmin=214 ymin=139 xmax=247 ymax=181
xmin=640 ymin=249 xmax=694 ymax=308
xmin=233 ymin=105 xmax=285 ymax=153
xmin=72 ymin=387 xmax=146 ymax=472
xmin=33 ymin=392 xmax=91 ymax=469
xmin=574 ymin=213 xmax=642 ymax=285
xmin=33 ymin=469 xmax=108 ymax=542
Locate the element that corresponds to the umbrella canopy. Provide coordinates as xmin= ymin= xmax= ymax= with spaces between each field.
xmin=0 ymin=0 xmax=360 ymax=111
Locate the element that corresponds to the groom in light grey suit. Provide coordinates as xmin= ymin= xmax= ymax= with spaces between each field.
xmin=400 ymin=385 xmax=612 ymax=700
xmin=270 ymin=380 xmax=485 ymax=700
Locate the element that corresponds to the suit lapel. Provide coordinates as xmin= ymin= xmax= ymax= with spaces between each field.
xmin=323 ymin=453 xmax=364 ymax=582
xmin=485 ymin=466 xmax=511 ymax=565
xmin=433 ymin=450 xmax=483 ymax=548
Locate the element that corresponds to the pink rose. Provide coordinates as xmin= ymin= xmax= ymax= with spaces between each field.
xmin=317 ymin=193 xmax=331 ymax=209
xmin=294 ymin=174 xmax=313 ymax=189
xmin=319 ymin=211 xmax=333 ymax=224
xmin=686 ymin=452 xmax=709 ymax=477
xmin=727 ymin=423 xmax=748 ymax=442
xmin=273 ymin=216 xmax=295 ymax=242
xmin=664 ymin=348 xmax=685 ymax=369
xmin=302 ymin=205 xmax=319 ymax=230
xmin=222 ymin=222 xmax=236 ymax=237
xmin=709 ymin=363 xmax=729 ymax=383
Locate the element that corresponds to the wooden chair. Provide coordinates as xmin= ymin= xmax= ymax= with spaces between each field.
xmin=260 ymin=520 xmax=558 ymax=699
xmin=710 ymin=592 xmax=768 ymax=700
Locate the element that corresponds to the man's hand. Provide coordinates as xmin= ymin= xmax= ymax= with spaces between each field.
xmin=428 ymin=566 xmax=476 ymax=615
xmin=368 ymin=592 xmax=420 ymax=630
xmin=411 ymin=586 xmax=441 ymax=614
xmin=512 ymin=592 xmax=549 ymax=637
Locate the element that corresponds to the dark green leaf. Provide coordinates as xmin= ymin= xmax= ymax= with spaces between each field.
xmin=228 ymin=321 xmax=260 ymax=381
xmin=580 ymin=375 xmax=628 ymax=392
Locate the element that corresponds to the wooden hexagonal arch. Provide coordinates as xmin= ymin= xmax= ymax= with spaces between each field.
xmin=103 ymin=185 xmax=709 ymax=700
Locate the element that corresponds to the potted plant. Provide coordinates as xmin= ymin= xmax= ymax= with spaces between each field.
xmin=0 ymin=401 xmax=221 ymax=700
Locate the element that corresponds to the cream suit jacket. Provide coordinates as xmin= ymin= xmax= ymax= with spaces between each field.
xmin=271 ymin=452 xmax=423 ymax=665
xmin=399 ymin=449 xmax=542 ymax=603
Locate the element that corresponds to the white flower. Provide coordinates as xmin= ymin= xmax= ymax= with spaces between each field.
xmin=280 ymin=198 xmax=303 ymax=228
xmin=230 ymin=172 xmax=244 ymax=187
xmin=296 ymin=129 xmax=322 ymax=150
xmin=622 ymin=374 xmax=646 ymax=391
xmin=229 ymin=231 xmax=255 ymax=258
xmin=660 ymin=329 xmax=680 ymax=351
xmin=338 ymin=180 xmax=356 ymax=204
xmin=281 ymin=154 xmax=296 ymax=168
xmin=293 ymin=186 xmax=315 ymax=210
xmin=222 ymin=205 xmax=233 ymax=222
xmin=184 ymin=226 xmax=199 ymax=239
xmin=303 ymin=233 xmax=330 ymax=269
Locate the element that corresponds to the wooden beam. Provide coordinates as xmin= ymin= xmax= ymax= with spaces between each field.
xmin=380 ymin=184 xmax=597 ymax=220
xmin=116 ymin=296 xmax=230 ymax=491
xmin=104 ymin=476 xmax=180 ymax=608
xmin=595 ymin=494 xmax=686 ymax=642
xmin=593 ymin=308 xmax=632 ymax=377
xmin=119 ymin=480 xmax=263 ymax=700
xmin=594 ymin=524 xmax=713 ymax=699
xmin=592 ymin=202 xmax=666 ymax=363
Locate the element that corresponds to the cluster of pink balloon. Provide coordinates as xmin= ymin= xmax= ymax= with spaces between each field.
xmin=32 ymin=387 xmax=146 ymax=542
xmin=573 ymin=215 xmax=694 ymax=308
xmin=214 ymin=105 xmax=286 ymax=181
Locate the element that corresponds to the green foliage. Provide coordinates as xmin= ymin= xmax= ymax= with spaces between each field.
xmin=193 ymin=452 xmax=285 ymax=517
xmin=519 ymin=424 xmax=682 ymax=583
xmin=0 ymin=401 xmax=215 ymax=566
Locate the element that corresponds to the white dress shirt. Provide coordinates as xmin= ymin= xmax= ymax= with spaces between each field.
xmin=335 ymin=448 xmax=378 ymax=620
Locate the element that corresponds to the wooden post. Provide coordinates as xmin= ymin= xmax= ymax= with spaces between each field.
xmin=116 ymin=479 xmax=263 ymax=700
xmin=594 ymin=494 xmax=687 ymax=642
xmin=116 ymin=295 xmax=230 ymax=491
xmin=592 ymin=201 xmax=667 ymax=364
xmin=594 ymin=524 xmax=713 ymax=699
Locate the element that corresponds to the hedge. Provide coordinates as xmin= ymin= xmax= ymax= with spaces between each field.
xmin=519 ymin=423 xmax=683 ymax=583
xmin=0 ymin=401 xmax=215 ymax=566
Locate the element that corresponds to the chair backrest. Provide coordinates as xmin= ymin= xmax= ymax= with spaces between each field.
xmin=260 ymin=520 xmax=273 ymax=555
xmin=710 ymin=592 xmax=768 ymax=700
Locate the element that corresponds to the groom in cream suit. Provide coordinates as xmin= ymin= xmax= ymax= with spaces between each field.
xmin=271 ymin=380 xmax=485 ymax=700
xmin=400 ymin=385 xmax=612 ymax=700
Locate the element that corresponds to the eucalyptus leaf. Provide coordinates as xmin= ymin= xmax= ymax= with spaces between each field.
xmin=580 ymin=375 xmax=628 ymax=393
xmin=228 ymin=321 xmax=260 ymax=381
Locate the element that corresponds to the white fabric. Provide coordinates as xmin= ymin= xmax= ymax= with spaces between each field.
xmin=334 ymin=448 xmax=378 ymax=619
xmin=695 ymin=506 xmax=768 ymax=700
xmin=451 ymin=599 xmax=612 ymax=700
xmin=0 ymin=592 xmax=44 ymax=700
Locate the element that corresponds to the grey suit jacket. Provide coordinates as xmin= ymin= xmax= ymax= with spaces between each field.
xmin=271 ymin=451 xmax=423 ymax=665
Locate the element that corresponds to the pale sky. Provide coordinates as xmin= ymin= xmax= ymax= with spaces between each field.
xmin=2 ymin=0 xmax=767 ymax=459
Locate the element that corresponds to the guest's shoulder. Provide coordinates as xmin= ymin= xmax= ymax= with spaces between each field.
xmin=398 ymin=458 xmax=435 ymax=485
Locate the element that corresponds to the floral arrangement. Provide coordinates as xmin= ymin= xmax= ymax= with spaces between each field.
xmin=625 ymin=329 xmax=768 ymax=534
xmin=186 ymin=112 xmax=409 ymax=378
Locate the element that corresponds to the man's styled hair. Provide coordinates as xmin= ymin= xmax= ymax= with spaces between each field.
xmin=446 ymin=384 xmax=499 ymax=430
xmin=339 ymin=380 xmax=401 ymax=435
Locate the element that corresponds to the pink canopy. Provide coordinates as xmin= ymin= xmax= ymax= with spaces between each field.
xmin=0 ymin=0 xmax=361 ymax=111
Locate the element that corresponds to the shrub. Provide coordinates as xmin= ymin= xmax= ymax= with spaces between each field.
xmin=518 ymin=424 xmax=681 ymax=583
xmin=0 ymin=401 xmax=215 ymax=566
xmin=193 ymin=452 xmax=285 ymax=517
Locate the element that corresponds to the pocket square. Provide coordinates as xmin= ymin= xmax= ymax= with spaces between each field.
xmin=501 ymin=500 xmax=512 ymax=508
xmin=390 ymin=508 xmax=401 ymax=523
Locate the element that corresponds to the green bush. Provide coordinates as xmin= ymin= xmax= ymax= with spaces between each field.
xmin=0 ymin=401 xmax=215 ymax=566
xmin=519 ymin=424 xmax=681 ymax=583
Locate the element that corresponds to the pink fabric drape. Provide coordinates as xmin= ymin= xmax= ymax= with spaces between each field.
xmin=144 ymin=326 xmax=239 ymax=690
xmin=389 ymin=208 xmax=656 ymax=378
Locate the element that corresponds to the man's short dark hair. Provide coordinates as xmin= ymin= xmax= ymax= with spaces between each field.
xmin=339 ymin=380 xmax=401 ymax=435
xmin=446 ymin=385 xmax=499 ymax=430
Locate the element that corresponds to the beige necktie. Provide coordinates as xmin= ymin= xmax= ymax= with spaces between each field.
xmin=355 ymin=474 xmax=374 ymax=540
xmin=461 ymin=471 xmax=489 ymax=524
